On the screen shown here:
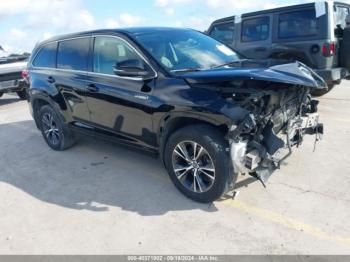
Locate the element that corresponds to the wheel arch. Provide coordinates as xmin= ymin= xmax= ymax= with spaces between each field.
xmin=158 ymin=114 xmax=230 ymax=166
xmin=31 ymin=94 xmax=71 ymax=129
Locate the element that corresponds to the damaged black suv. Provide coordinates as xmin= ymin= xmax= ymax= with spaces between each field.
xmin=27 ymin=28 xmax=325 ymax=203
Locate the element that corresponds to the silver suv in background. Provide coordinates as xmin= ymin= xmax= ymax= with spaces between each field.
xmin=0 ymin=55 xmax=28 ymax=100
xmin=207 ymin=1 xmax=350 ymax=96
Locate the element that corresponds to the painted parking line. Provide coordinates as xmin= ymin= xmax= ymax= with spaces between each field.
xmin=145 ymin=168 xmax=350 ymax=248
xmin=221 ymin=199 xmax=350 ymax=248
xmin=318 ymin=98 xmax=350 ymax=102
xmin=331 ymin=118 xmax=350 ymax=123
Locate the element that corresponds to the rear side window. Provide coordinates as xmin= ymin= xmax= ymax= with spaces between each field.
xmin=278 ymin=9 xmax=318 ymax=39
xmin=209 ymin=22 xmax=235 ymax=44
xmin=57 ymin=38 xmax=90 ymax=71
xmin=32 ymin=42 xmax=57 ymax=68
xmin=242 ymin=17 xmax=270 ymax=42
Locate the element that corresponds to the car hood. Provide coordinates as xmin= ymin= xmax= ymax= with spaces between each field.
xmin=179 ymin=60 xmax=327 ymax=90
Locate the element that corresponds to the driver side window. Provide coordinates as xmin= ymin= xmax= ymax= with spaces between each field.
xmin=93 ymin=36 xmax=141 ymax=75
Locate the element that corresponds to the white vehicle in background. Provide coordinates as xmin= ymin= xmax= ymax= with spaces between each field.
xmin=0 ymin=50 xmax=29 ymax=100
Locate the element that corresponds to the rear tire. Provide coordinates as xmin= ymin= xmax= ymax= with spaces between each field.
xmin=311 ymin=84 xmax=334 ymax=97
xmin=39 ymin=105 xmax=75 ymax=151
xmin=164 ymin=124 xmax=235 ymax=203
xmin=17 ymin=89 xmax=27 ymax=100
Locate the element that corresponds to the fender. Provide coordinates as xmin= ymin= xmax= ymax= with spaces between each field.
xmin=30 ymin=90 xmax=73 ymax=128
xmin=158 ymin=111 xmax=229 ymax=132
xmin=157 ymin=109 xmax=234 ymax=166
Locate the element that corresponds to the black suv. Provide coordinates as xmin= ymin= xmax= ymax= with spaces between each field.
xmin=27 ymin=28 xmax=324 ymax=203
xmin=208 ymin=1 xmax=350 ymax=96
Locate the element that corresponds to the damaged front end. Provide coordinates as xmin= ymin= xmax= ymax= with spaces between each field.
xmin=184 ymin=61 xmax=326 ymax=186
xmin=228 ymin=84 xmax=323 ymax=186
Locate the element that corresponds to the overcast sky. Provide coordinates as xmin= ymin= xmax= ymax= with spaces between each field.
xmin=0 ymin=0 xmax=349 ymax=54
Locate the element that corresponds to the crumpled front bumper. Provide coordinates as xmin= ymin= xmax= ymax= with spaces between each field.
xmin=230 ymin=112 xmax=323 ymax=184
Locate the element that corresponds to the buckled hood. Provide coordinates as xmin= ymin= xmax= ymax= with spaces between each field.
xmin=180 ymin=60 xmax=327 ymax=90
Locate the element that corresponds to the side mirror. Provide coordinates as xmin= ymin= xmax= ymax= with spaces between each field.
xmin=113 ymin=59 xmax=153 ymax=78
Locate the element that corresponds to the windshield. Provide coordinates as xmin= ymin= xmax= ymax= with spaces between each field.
xmin=134 ymin=29 xmax=240 ymax=72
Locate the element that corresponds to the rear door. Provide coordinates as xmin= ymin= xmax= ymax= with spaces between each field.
xmin=55 ymin=37 xmax=92 ymax=123
xmin=236 ymin=15 xmax=272 ymax=59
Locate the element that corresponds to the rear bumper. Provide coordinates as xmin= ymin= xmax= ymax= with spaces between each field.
xmin=315 ymin=68 xmax=349 ymax=84
xmin=0 ymin=71 xmax=22 ymax=82
xmin=0 ymin=79 xmax=27 ymax=93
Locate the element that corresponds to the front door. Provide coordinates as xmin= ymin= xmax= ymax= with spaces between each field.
xmin=86 ymin=35 xmax=157 ymax=149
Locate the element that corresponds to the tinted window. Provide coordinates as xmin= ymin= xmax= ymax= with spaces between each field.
xmin=278 ymin=9 xmax=318 ymax=39
xmin=33 ymin=42 xmax=57 ymax=68
xmin=57 ymin=38 xmax=90 ymax=71
xmin=93 ymin=36 xmax=141 ymax=75
xmin=209 ymin=22 xmax=235 ymax=44
xmin=242 ymin=17 xmax=270 ymax=42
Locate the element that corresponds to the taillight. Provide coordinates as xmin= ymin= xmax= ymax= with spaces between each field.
xmin=330 ymin=42 xmax=335 ymax=55
xmin=322 ymin=44 xmax=328 ymax=56
xmin=322 ymin=42 xmax=336 ymax=56
xmin=22 ymin=69 xmax=29 ymax=79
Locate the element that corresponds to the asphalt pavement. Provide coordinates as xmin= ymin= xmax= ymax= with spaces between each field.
xmin=0 ymin=82 xmax=349 ymax=254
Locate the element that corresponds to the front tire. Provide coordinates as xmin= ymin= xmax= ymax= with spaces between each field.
xmin=39 ymin=105 xmax=75 ymax=151
xmin=164 ymin=124 xmax=235 ymax=203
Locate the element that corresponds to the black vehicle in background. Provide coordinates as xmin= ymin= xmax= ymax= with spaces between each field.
xmin=27 ymin=28 xmax=324 ymax=202
xmin=208 ymin=1 xmax=350 ymax=96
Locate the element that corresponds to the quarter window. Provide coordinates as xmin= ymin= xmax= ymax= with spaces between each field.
xmin=209 ymin=22 xmax=235 ymax=44
xmin=278 ymin=9 xmax=319 ymax=39
xmin=57 ymin=38 xmax=90 ymax=71
xmin=32 ymin=42 xmax=57 ymax=68
xmin=242 ymin=17 xmax=270 ymax=42
xmin=93 ymin=36 xmax=141 ymax=76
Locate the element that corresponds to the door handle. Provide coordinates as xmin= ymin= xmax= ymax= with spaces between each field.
xmin=254 ymin=47 xmax=267 ymax=52
xmin=47 ymin=76 xmax=56 ymax=84
xmin=86 ymin=84 xmax=99 ymax=92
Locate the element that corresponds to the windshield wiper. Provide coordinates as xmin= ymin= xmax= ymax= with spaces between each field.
xmin=171 ymin=68 xmax=202 ymax=73
xmin=211 ymin=60 xmax=245 ymax=69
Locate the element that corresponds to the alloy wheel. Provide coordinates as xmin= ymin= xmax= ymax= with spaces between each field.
xmin=172 ymin=141 xmax=216 ymax=193
xmin=41 ymin=113 xmax=61 ymax=146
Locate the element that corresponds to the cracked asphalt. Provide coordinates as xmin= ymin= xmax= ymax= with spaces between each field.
xmin=0 ymin=82 xmax=349 ymax=254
